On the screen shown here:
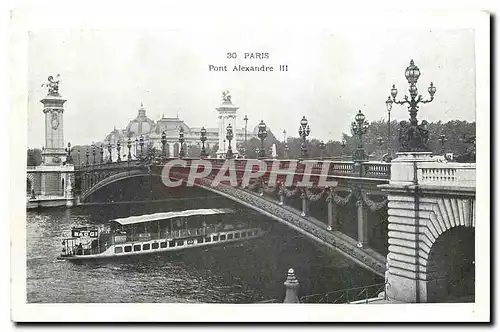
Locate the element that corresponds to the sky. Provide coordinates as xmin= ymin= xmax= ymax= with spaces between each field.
xmin=26 ymin=27 xmax=475 ymax=147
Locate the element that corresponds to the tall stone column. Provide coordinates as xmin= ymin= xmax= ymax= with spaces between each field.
xmin=356 ymin=198 xmax=368 ymax=247
xmin=300 ymin=189 xmax=308 ymax=217
xmin=40 ymin=78 xmax=67 ymax=165
xmin=216 ymin=91 xmax=239 ymax=158
xmin=326 ymin=192 xmax=338 ymax=231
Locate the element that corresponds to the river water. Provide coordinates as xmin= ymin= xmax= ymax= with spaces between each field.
xmin=27 ymin=199 xmax=382 ymax=303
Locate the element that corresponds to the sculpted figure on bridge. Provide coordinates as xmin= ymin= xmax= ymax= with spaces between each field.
xmin=221 ymin=90 xmax=232 ymax=103
xmin=41 ymin=74 xmax=61 ymax=96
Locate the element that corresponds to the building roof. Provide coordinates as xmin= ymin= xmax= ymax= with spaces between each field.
xmin=111 ymin=208 xmax=234 ymax=226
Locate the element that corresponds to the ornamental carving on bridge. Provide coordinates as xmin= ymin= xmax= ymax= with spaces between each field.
xmin=398 ymin=119 xmax=430 ymax=152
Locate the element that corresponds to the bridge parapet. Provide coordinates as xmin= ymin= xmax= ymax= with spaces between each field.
xmin=417 ymin=162 xmax=475 ymax=188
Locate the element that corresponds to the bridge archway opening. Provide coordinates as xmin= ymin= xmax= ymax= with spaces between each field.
xmin=425 ymin=226 xmax=475 ymax=303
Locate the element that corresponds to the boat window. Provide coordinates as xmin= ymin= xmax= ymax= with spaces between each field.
xmin=114 ymin=247 xmax=123 ymax=254
xmin=205 ymin=237 xmax=212 ymax=242
xmin=133 ymin=244 xmax=141 ymax=252
xmin=220 ymin=235 xmax=226 ymax=241
xmin=227 ymin=234 xmax=233 ymax=240
xmin=197 ymin=237 xmax=204 ymax=244
xmin=241 ymin=232 xmax=247 ymax=238
xmin=212 ymin=235 xmax=219 ymax=241
xmin=160 ymin=242 xmax=168 ymax=248
xmin=168 ymin=240 xmax=175 ymax=247
xmin=235 ymin=233 xmax=240 ymax=239
xmin=152 ymin=243 xmax=159 ymax=250
xmin=143 ymin=243 xmax=150 ymax=250
xmin=124 ymin=246 xmax=132 ymax=253
xmin=177 ymin=240 xmax=184 ymax=246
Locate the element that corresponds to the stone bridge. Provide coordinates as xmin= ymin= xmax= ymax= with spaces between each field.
xmin=75 ymin=157 xmax=391 ymax=276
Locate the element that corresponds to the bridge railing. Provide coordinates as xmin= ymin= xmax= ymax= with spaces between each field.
xmin=299 ymin=283 xmax=386 ymax=304
xmin=417 ymin=162 xmax=476 ymax=188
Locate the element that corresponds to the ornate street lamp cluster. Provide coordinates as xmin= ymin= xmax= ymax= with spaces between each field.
xmin=351 ymin=110 xmax=369 ymax=162
xmin=387 ymin=59 xmax=436 ymax=152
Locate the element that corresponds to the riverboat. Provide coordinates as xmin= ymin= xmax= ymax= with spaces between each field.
xmin=58 ymin=208 xmax=265 ymax=261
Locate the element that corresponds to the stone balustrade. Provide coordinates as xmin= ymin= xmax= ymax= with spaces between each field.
xmin=417 ymin=162 xmax=476 ymax=188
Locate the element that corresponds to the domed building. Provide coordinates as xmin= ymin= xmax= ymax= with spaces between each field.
xmin=99 ymin=99 xmax=259 ymax=160
xmin=125 ymin=103 xmax=155 ymax=136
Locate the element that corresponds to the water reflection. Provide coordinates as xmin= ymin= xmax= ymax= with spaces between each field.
xmin=27 ymin=202 xmax=382 ymax=303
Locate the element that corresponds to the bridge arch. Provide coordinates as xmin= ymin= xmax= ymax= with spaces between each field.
xmin=386 ymin=194 xmax=476 ymax=303
xmin=425 ymin=226 xmax=475 ymax=302
xmin=80 ymin=170 xmax=152 ymax=202
xmin=79 ymin=168 xmax=386 ymax=276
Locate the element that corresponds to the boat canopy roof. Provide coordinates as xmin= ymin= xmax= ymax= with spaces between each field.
xmin=111 ymin=208 xmax=234 ymax=226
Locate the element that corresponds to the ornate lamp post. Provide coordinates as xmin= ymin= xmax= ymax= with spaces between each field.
xmin=92 ymin=145 xmax=96 ymax=164
xmin=139 ymin=135 xmax=145 ymax=157
xmin=179 ymin=127 xmax=185 ymax=158
xmin=283 ymin=129 xmax=288 ymax=159
xmin=319 ymin=140 xmax=325 ymax=160
xmin=390 ymin=59 xmax=436 ymax=152
xmin=351 ymin=110 xmax=369 ymax=162
xmin=385 ymin=96 xmax=393 ymax=158
xmin=99 ymin=144 xmax=104 ymax=164
xmin=85 ymin=148 xmax=89 ymax=165
xmin=107 ymin=141 xmax=113 ymax=163
xmin=341 ymin=139 xmax=346 ymax=161
xmin=226 ymin=123 xmax=234 ymax=159
xmin=116 ymin=140 xmax=121 ymax=162
xmin=438 ymin=134 xmax=447 ymax=154
xmin=298 ymin=116 xmax=311 ymax=158
xmin=77 ymin=148 xmax=80 ymax=165
xmin=243 ymin=114 xmax=248 ymax=157
xmin=257 ymin=120 xmax=267 ymax=159
xmin=200 ymin=127 xmax=207 ymax=158
xmin=127 ymin=137 xmax=132 ymax=160
xmin=161 ymin=131 xmax=167 ymax=158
